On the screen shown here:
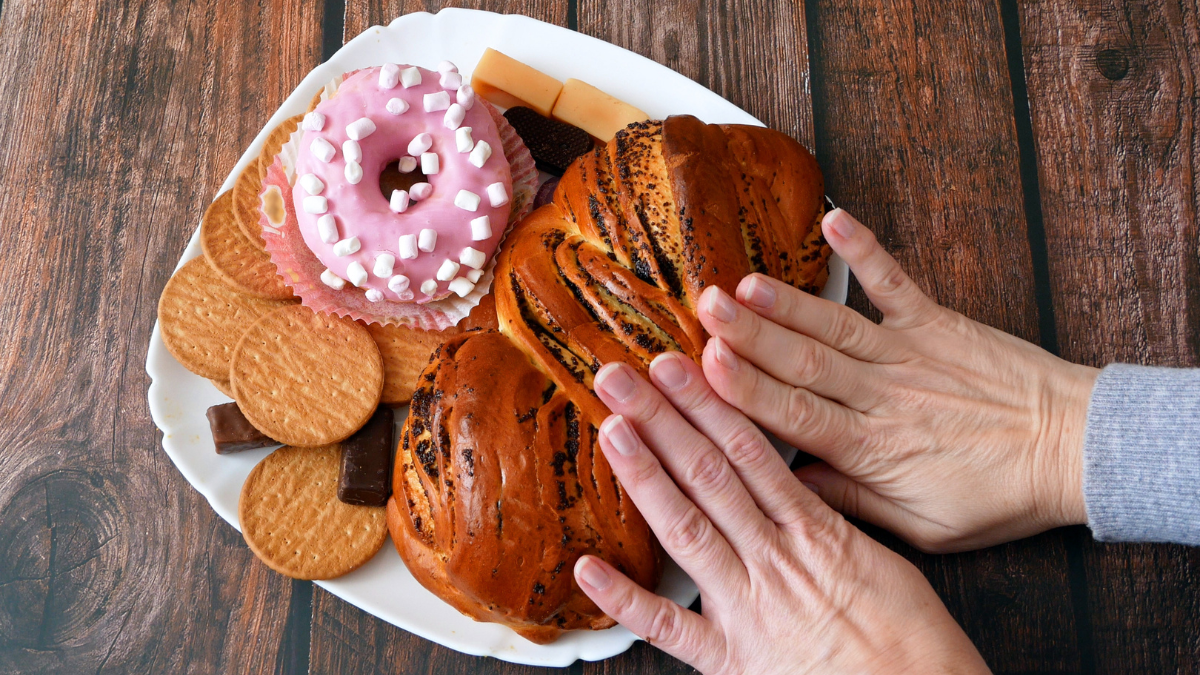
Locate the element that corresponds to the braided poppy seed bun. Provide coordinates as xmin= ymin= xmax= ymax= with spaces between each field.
xmin=388 ymin=115 xmax=828 ymax=644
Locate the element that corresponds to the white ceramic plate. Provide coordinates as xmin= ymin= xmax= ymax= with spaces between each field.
xmin=146 ymin=8 xmax=848 ymax=667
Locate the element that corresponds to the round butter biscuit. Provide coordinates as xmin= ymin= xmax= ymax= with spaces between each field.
xmin=230 ymin=305 xmax=383 ymax=447
xmin=157 ymin=256 xmax=294 ymax=381
xmin=240 ymin=444 xmax=387 ymax=580
xmin=201 ymin=190 xmax=295 ymax=301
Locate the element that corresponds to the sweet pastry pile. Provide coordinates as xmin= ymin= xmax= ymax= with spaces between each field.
xmin=156 ymin=49 xmax=830 ymax=643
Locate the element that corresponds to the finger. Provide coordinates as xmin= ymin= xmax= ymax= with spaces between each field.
xmin=698 ymin=285 xmax=880 ymax=410
xmin=735 ymin=273 xmax=900 ymax=363
xmin=575 ymin=555 xmax=725 ymax=671
xmin=647 ymin=351 xmax=810 ymax=527
xmin=702 ymin=337 xmax=873 ymax=462
xmin=822 ymin=209 xmax=940 ymax=329
xmin=598 ymin=413 xmax=746 ymax=588
xmin=793 ymin=462 xmax=915 ymax=535
xmin=594 ymin=363 xmax=771 ymax=549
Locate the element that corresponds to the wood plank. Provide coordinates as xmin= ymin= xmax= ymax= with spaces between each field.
xmin=343 ymin=0 xmax=568 ymax=46
xmin=579 ymin=0 xmax=816 ymax=148
xmin=1019 ymin=1 xmax=1200 ymax=671
xmin=0 ymin=0 xmax=323 ymax=672
xmin=804 ymin=1 xmax=1086 ymax=671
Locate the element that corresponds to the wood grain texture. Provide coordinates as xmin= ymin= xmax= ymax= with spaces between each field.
xmin=343 ymin=0 xmax=568 ymax=45
xmin=579 ymin=0 xmax=816 ymax=148
xmin=805 ymin=1 xmax=1086 ymax=671
xmin=1020 ymin=0 xmax=1200 ymax=670
xmin=0 ymin=0 xmax=322 ymax=672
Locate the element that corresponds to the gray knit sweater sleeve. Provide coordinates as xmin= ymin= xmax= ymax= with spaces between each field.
xmin=1083 ymin=363 xmax=1200 ymax=545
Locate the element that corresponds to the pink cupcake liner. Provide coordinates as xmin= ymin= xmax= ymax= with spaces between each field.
xmin=259 ymin=98 xmax=537 ymax=331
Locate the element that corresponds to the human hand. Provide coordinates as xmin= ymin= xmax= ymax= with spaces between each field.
xmin=575 ymin=356 xmax=990 ymax=674
xmin=697 ymin=209 xmax=1099 ymax=553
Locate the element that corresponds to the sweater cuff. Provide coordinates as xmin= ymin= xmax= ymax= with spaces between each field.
xmin=1084 ymin=363 xmax=1200 ymax=545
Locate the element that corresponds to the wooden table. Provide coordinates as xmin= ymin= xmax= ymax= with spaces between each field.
xmin=1 ymin=0 xmax=1197 ymax=672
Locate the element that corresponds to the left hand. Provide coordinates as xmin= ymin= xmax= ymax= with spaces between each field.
xmin=575 ymin=355 xmax=990 ymax=675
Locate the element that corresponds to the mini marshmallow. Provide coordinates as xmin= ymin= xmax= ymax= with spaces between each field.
xmin=420 ymin=279 xmax=439 ymax=296
xmin=440 ymin=71 xmax=462 ymax=90
xmin=388 ymin=274 xmax=410 ymax=293
xmin=302 ymin=196 xmax=328 ymax=214
xmin=386 ymin=97 xmax=410 ymax=115
xmin=333 ymin=236 xmax=361 ymax=257
xmin=486 ymin=182 xmax=509 ymax=207
xmin=374 ymin=254 xmax=396 ymax=278
xmin=465 ymin=268 xmax=484 ymax=284
xmin=455 ymin=127 xmax=474 ymax=153
xmin=459 ymin=247 xmax=486 ymax=269
xmin=379 ymin=63 xmax=401 ymax=89
xmin=365 ymin=288 xmax=384 ymax=302
xmin=443 ymin=104 xmax=466 ymax=130
xmin=320 ymin=269 xmax=345 ymax=290
xmin=470 ymin=215 xmax=492 ymax=241
xmin=343 ymin=140 xmax=362 ymax=163
xmin=457 ymin=85 xmax=475 ymax=110
xmin=418 ymin=228 xmax=437 ymax=252
xmin=397 ymin=156 xmax=418 ymax=173
xmin=398 ymin=234 xmax=418 ymax=259
xmin=317 ymin=214 xmax=338 ymax=244
xmin=299 ymin=173 xmax=324 ymax=195
xmin=302 ymin=111 xmax=326 ymax=131
xmin=454 ymin=189 xmax=481 ymax=212
xmin=344 ymin=162 xmax=363 ymax=185
xmin=310 ymin=137 xmax=336 ymax=163
xmin=401 ymin=66 xmax=422 ymax=88
xmin=389 ymin=189 xmax=410 ymax=213
xmin=421 ymin=152 xmax=440 ymax=175
xmin=346 ymin=117 xmax=377 ymax=140
xmin=436 ymin=259 xmax=460 ymax=281
xmin=469 ymin=140 xmax=492 ymax=168
xmin=346 ymin=262 xmax=369 ymax=287
xmin=448 ymin=277 xmax=476 ymax=297
xmin=407 ymin=133 xmax=432 ymax=156
xmin=437 ymin=60 xmax=458 ymax=74
xmin=410 ymin=182 xmax=433 ymax=200
xmin=423 ymin=91 xmax=451 ymax=112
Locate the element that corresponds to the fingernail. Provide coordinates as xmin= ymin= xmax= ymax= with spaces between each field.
xmin=594 ymin=364 xmax=637 ymax=402
xmin=649 ymin=353 xmax=689 ymax=391
xmin=601 ymin=415 xmax=641 ymax=456
xmin=705 ymin=287 xmax=738 ymax=323
xmin=825 ymin=208 xmax=856 ymax=239
xmin=711 ymin=337 xmax=739 ymax=371
xmin=802 ymin=482 xmax=820 ymax=495
xmin=743 ymin=276 xmax=776 ymax=309
xmin=576 ymin=556 xmax=612 ymax=591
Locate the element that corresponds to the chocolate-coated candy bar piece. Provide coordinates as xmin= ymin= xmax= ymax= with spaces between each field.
xmin=503 ymin=106 xmax=593 ymax=176
xmin=207 ymin=402 xmax=277 ymax=454
xmin=338 ymin=407 xmax=395 ymax=507
xmin=533 ymin=176 xmax=560 ymax=209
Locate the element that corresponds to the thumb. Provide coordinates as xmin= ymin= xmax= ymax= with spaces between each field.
xmin=821 ymin=209 xmax=939 ymax=329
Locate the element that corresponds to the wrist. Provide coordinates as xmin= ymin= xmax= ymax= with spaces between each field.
xmin=1038 ymin=362 xmax=1099 ymax=528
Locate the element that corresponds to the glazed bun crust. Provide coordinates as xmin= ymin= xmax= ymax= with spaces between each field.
xmin=390 ymin=115 xmax=828 ymax=644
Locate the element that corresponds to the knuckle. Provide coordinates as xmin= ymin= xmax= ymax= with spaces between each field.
xmin=721 ymin=425 xmax=770 ymax=468
xmin=625 ymin=454 xmax=662 ymax=488
xmin=790 ymin=341 xmax=831 ymax=384
xmin=783 ymin=387 xmax=816 ymax=430
xmin=876 ymin=262 xmax=911 ymax=295
xmin=666 ymin=505 xmax=714 ymax=556
xmin=828 ymin=309 xmax=866 ymax=352
xmin=644 ymin=602 xmax=686 ymax=649
xmin=685 ymin=450 xmax=732 ymax=495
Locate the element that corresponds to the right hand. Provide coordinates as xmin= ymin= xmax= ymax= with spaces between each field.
xmin=696 ymin=209 xmax=1099 ymax=553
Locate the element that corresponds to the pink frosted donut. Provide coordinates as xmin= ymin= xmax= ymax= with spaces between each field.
xmin=293 ymin=64 xmax=512 ymax=304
